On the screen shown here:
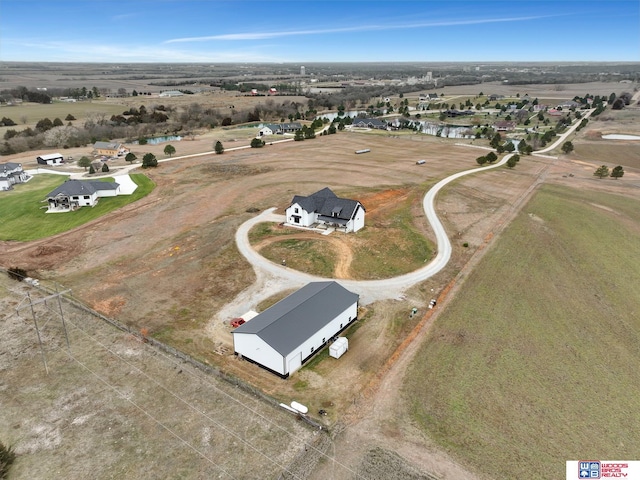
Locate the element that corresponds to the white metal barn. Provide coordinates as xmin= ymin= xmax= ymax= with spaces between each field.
xmin=232 ymin=281 xmax=359 ymax=378
xmin=36 ymin=153 xmax=64 ymax=166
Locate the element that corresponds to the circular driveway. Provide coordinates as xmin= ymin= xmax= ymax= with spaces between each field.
xmin=221 ymin=111 xmax=592 ymax=317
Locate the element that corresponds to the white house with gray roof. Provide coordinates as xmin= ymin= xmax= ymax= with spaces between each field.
xmin=285 ymin=187 xmax=365 ymax=233
xmin=0 ymin=162 xmax=30 ymax=191
xmin=232 ymin=281 xmax=359 ymax=378
xmin=45 ymin=179 xmax=120 ymax=212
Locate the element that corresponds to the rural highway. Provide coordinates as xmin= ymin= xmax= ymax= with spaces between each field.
xmin=225 ymin=110 xmax=593 ymax=316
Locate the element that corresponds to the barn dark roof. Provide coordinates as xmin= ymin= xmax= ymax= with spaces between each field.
xmin=290 ymin=187 xmax=363 ymax=221
xmin=233 ymin=282 xmax=358 ymax=356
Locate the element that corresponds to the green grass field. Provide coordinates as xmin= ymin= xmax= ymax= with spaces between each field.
xmin=0 ymin=173 xmax=155 ymax=241
xmin=404 ymin=184 xmax=640 ymax=479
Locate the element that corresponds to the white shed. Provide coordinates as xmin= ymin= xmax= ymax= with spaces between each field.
xmin=232 ymin=281 xmax=359 ymax=378
xmin=36 ymin=153 xmax=64 ymax=166
xmin=329 ymin=337 xmax=348 ymax=359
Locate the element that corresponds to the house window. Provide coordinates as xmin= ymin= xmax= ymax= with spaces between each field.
xmin=294 ymin=208 xmax=299 ymax=213
xmin=322 ymin=337 xmax=325 ymax=343
xmin=84 ymin=195 xmax=90 ymax=200
xmin=340 ymin=324 xmax=343 ymax=329
xmin=311 ymin=346 xmax=314 ymax=353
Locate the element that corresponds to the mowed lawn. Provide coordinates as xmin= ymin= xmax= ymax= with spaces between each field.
xmin=404 ymin=184 xmax=640 ymax=480
xmin=0 ymin=173 xmax=155 ymax=241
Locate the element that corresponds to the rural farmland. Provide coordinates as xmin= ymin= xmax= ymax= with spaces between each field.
xmin=2 ymin=58 xmax=640 ymax=480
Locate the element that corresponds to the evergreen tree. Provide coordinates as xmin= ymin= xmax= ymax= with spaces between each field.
xmin=610 ymin=165 xmax=624 ymax=179
xmin=593 ymin=165 xmax=609 ymax=178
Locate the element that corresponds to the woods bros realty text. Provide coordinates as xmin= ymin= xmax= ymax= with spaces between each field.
xmin=567 ymin=461 xmax=640 ymax=479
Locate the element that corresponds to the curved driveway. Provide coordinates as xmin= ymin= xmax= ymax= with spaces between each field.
xmin=229 ymin=109 xmax=594 ymax=312
xmin=233 ymin=153 xmax=512 ymax=308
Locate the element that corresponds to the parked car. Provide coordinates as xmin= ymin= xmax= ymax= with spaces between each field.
xmin=428 ymin=299 xmax=437 ymax=309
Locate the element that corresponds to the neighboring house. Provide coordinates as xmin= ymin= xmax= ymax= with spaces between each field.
xmin=258 ymin=122 xmax=302 ymax=136
xmin=558 ymin=100 xmax=580 ymax=109
xmin=489 ymin=94 xmax=505 ymax=101
xmin=158 ymin=90 xmax=184 ymax=97
xmin=36 ymin=153 xmax=64 ymax=166
xmin=285 ymin=187 xmax=365 ymax=233
xmin=44 ymin=179 xmax=120 ymax=212
xmin=93 ymin=141 xmax=128 ymax=157
xmin=351 ymin=118 xmax=388 ymax=130
xmin=494 ymin=121 xmax=516 ymax=132
xmin=424 ymin=93 xmax=439 ymax=100
xmin=258 ymin=123 xmax=282 ymax=136
xmin=0 ymin=162 xmax=30 ymax=191
xmin=232 ymin=281 xmax=359 ymax=378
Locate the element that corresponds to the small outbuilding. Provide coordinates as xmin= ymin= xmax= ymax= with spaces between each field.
xmin=232 ymin=281 xmax=359 ymax=378
xmin=36 ymin=153 xmax=64 ymax=166
xmin=329 ymin=337 xmax=348 ymax=359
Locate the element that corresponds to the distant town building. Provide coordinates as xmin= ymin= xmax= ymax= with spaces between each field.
xmin=300 ymin=65 xmax=305 ymax=76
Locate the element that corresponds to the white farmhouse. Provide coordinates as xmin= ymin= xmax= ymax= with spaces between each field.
xmin=285 ymin=187 xmax=365 ymax=233
xmin=0 ymin=162 xmax=30 ymax=191
xmin=45 ymin=179 xmax=120 ymax=212
xmin=232 ymin=281 xmax=359 ymax=378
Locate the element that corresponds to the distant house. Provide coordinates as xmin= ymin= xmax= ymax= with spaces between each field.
xmin=44 ymin=179 xmax=120 ymax=212
xmin=159 ymin=90 xmax=184 ymax=97
xmin=418 ymin=93 xmax=439 ymax=102
xmin=93 ymin=141 xmax=128 ymax=157
xmin=0 ymin=162 xmax=30 ymax=191
xmin=286 ymin=187 xmax=365 ymax=233
xmin=558 ymin=100 xmax=580 ymax=109
xmin=258 ymin=122 xmax=302 ymax=136
xmin=232 ymin=281 xmax=359 ymax=378
xmin=268 ymin=87 xmax=277 ymax=95
xmin=36 ymin=153 xmax=64 ymax=166
xmin=489 ymin=94 xmax=505 ymax=101
xmin=494 ymin=121 xmax=516 ymax=132
xmin=351 ymin=118 xmax=388 ymax=130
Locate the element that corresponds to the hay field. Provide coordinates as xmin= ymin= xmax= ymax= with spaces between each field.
xmin=403 ymin=184 xmax=640 ymax=479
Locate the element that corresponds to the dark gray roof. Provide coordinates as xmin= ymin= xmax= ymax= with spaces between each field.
xmin=46 ymin=179 xmax=119 ymax=197
xmin=233 ymin=281 xmax=358 ymax=356
xmin=352 ymin=118 xmax=387 ymax=128
xmin=290 ymin=187 xmax=363 ymax=221
xmin=0 ymin=162 xmax=22 ymax=174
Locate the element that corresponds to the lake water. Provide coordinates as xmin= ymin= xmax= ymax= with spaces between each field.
xmin=133 ymin=135 xmax=182 ymax=145
xmin=602 ymin=134 xmax=640 ymax=140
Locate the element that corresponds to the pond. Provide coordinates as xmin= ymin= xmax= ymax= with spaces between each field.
xmin=602 ymin=134 xmax=640 ymax=140
xmin=133 ymin=135 xmax=182 ymax=145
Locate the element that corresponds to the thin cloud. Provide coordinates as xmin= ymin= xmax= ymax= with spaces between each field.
xmin=165 ymin=15 xmax=554 ymax=43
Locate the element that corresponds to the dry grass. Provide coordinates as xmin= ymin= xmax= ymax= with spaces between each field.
xmin=403 ymin=184 xmax=640 ymax=480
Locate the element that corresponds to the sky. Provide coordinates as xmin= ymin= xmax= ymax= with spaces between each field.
xmin=0 ymin=0 xmax=638 ymax=63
